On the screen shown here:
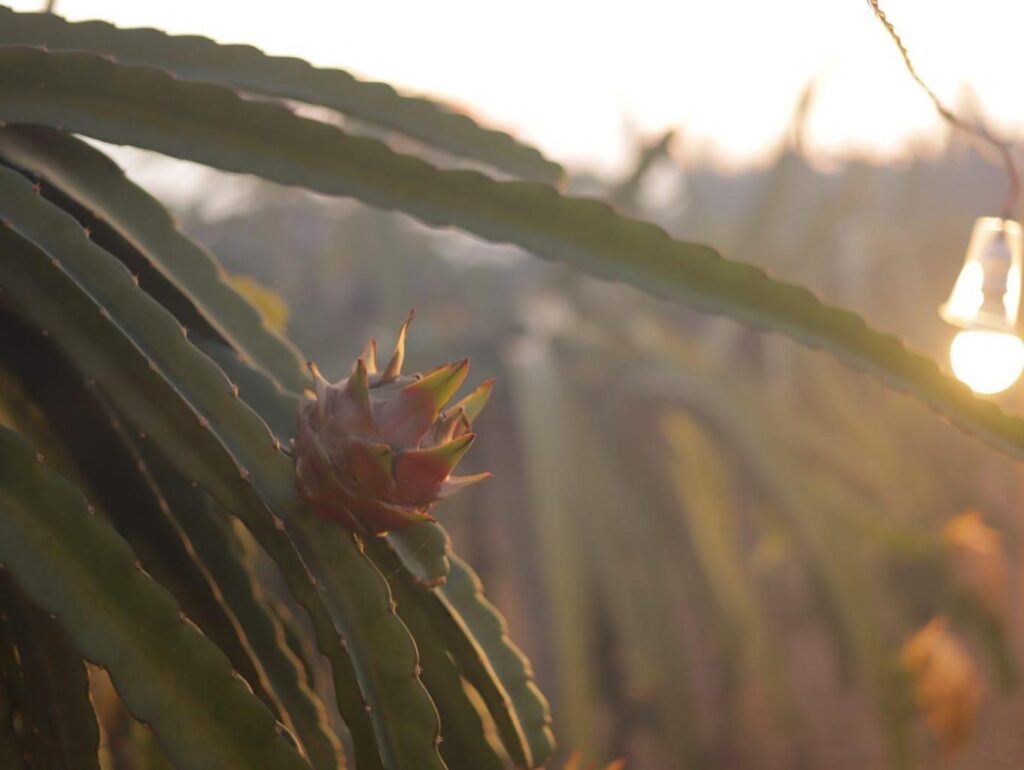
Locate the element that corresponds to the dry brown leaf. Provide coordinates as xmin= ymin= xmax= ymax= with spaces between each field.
xmin=942 ymin=510 xmax=1008 ymax=621
xmin=901 ymin=616 xmax=982 ymax=755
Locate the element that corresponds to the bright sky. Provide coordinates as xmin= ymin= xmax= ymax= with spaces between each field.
xmin=8 ymin=0 xmax=1024 ymax=174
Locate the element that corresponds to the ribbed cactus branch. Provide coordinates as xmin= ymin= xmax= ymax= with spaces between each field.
xmin=0 ymin=426 xmax=311 ymax=770
xmin=286 ymin=512 xmax=447 ymax=770
xmin=370 ymin=544 xmax=505 ymax=770
xmin=196 ymin=339 xmax=302 ymax=442
xmin=0 ymin=165 xmax=295 ymax=516
xmin=0 ymin=15 xmax=566 ymax=768
xmin=0 ymin=168 xmax=445 ymax=770
xmin=0 ymin=572 xmax=101 ymax=769
xmin=0 ymin=125 xmax=309 ymax=392
xmin=0 ymin=46 xmax=1018 ymax=464
xmin=135 ymin=446 xmax=345 ymax=770
xmin=0 ymin=205 xmax=381 ymax=765
xmin=0 ymin=6 xmax=564 ymax=183
xmin=0 ymin=318 xmax=287 ymax=728
xmin=248 ymin=527 xmax=385 ymax=770
xmin=156 ymin=328 xmax=543 ymax=767
xmin=125 ymin=719 xmax=177 ymax=770
xmin=387 ymin=521 xmax=452 ymax=589
xmin=6 ymin=138 xmax=453 ymax=586
xmin=274 ymin=600 xmax=320 ymax=693
xmin=436 ymin=555 xmax=557 ymax=768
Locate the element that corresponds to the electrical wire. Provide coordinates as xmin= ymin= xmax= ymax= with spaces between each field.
xmin=866 ymin=0 xmax=1020 ymax=219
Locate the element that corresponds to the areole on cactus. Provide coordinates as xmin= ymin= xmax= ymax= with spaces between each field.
xmin=294 ymin=314 xmax=493 ymax=534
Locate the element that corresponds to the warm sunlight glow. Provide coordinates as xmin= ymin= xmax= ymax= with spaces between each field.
xmin=12 ymin=0 xmax=1024 ymax=174
xmin=949 ymin=330 xmax=1024 ymax=394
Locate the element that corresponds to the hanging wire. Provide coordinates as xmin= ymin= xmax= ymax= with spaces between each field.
xmin=866 ymin=0 xmax=1020 ymax=220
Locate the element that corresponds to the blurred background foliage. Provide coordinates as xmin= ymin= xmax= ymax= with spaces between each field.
xmin=129 ymin=100 xmax=1024 ymax=769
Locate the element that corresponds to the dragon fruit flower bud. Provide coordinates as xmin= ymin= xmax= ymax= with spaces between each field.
xmin=294 ymin=313 xmax=492 ymax=534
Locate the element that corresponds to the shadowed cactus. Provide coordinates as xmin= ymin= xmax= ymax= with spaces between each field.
xmin=296 ymin=316 xmax=493 ymax=534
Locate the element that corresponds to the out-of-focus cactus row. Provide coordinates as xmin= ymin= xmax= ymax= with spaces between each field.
xmin=0 ymin=5 xmax=1019 ymax=770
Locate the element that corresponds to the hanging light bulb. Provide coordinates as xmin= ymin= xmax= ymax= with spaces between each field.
xmin=940 ymin=217 xmax=1024 ymax=394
